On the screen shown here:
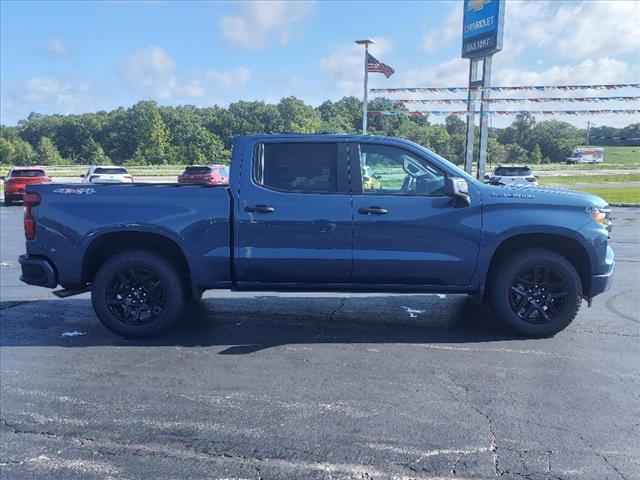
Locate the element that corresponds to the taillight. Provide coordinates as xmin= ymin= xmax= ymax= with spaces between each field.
xmin=23 ymin=192 xmax=41 ymax=240
xmin=125 ymin=175 xmax=133 ymax=181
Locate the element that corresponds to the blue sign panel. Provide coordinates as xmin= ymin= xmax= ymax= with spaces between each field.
xmin=462 ymin=0 xmax=504 ymax=59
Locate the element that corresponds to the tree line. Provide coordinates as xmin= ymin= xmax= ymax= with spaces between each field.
xmin=1 ymin=97 xmax=638 ymax=167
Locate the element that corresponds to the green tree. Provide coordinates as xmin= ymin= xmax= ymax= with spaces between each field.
xmin=129 ymin=101 xmax=171 ymax=164
xmin=505 ymin=144 xmax=529 ymax=163
xmin=34 ymin=137 xmax=64 ymax=165
xmin=527 ymin=121 xmax=582 ymax=162
xmin=0 ymin=137 xmax=16 ymax=164
xmin=277 ymin=96 xmax=321 ymax=133
xmin=445 ymin=114 xmax=466 ymax=135
xmin=529 ymin=143 xmax=543 ymax=164
xmin=512 ymin=113 xmax=536 ymax=146
xmin=171 ymin=123 xmax=228 ymax=164
xmin=488 ymin=136 xmax=507 ymax=167
xmin=9 ymin=139 xmax=35 ymax=165
xmin=81 ymin=138 xmax=110 ymax=164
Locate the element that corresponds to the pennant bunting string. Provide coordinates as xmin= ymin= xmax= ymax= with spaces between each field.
xmin=370 ymin=84 xmax=640 ymax=94
xmin=367 ymin=110 xmax=640 ymax=117
xmin=380 ymin=96 xmax=640 ymax=105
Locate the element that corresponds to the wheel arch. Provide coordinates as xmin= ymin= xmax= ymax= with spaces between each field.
xmin=81 ymin=230 xmax=193 ymax=294
xmin=485 ymin=233 xmax=592 ymax=296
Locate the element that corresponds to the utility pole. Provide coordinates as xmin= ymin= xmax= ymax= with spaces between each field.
xmin=355 ymin=39 xmax=374 ymax=135
xmin=586 ymin=121 xmax=591 ymax=146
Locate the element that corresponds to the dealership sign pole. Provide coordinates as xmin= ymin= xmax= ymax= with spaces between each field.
xmin=462 ymin=0 xmax=505 ymax=180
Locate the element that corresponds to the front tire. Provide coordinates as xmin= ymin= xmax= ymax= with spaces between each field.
xmin=92 ymin=250 xmax=185 ymax=338
xmin=489 ymin=248 xmax=582 ymax=337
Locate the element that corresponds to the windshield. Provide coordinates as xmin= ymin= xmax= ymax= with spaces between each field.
xmin=410 ymin=141 xmax=480 ymax=184
xmin=10 ymin=169 xmax=46 ymax=177
xmin=494 ymin=167 xmax=532 ymax=176
xmin=94 ymin=167 xmax=128 ymax=175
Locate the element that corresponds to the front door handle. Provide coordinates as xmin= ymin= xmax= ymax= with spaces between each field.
xmin=358 ymin=206 xmax=388 ymax=215
xmin=245 ymin=204 xmax=275 ymax=213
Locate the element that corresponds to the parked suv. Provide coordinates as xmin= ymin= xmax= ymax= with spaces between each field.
xmin=178 ymin=165 xmax=229 ymax=185
xmin=2 ymin=167 xmax=52 ymax=206
xmin=488 ymin=164 xmax=539 ymax=186
xmin=81 ymin=166 xmax=133 ymax=184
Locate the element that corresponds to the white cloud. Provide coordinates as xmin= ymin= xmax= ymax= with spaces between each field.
xmin=219 ymin=1 xmax=315 ymax=51
xmin=117 ymin=46 xmax=177 ymax=99
xmin=508 ymin=0 xmax=639 ymax=60
xmin=494 ymin=57 xmax=637 ymax=87
xmin=1 ymin=77 xmax=94 ymax=123
xmin=39 ymin=39 xmax=70 ymax=56
xmin=116 ymin=46 xmax=252 ymax=101
xmin=320 ymin=38 xmax=393 ymax=96
xmin=206 ymin=67 xmax=251 ymax=89
xmin=397 ymin=57 xmax=468 ymax=90
xmin=420 ymin=4 xmax=462 ymax=53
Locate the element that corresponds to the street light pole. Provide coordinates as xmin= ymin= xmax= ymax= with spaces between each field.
xmin=356 ymin=39 xmax=374 ymax=135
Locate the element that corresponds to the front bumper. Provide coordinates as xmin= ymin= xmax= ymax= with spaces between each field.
xmin=19 ymin=255 xmax=58 ymax=288
xmin=588 ymin=263 xmax=614 ymax=297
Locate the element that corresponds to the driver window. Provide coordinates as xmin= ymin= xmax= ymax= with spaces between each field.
xmin=359 ymin=144 xmax=446 ymax=196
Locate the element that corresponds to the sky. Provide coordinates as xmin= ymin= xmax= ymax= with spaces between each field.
xmin=1 ymin=0 xmax=639 ymax=128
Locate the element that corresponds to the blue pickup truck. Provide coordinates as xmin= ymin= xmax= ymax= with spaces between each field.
xmin=19 ymin=135 xmax=614 ymax=338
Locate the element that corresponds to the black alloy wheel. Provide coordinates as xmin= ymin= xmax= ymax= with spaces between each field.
xmin=92 ymin=250 xmax=185 ymax=338
xmin=508 ymin=264 xmax=568 ymax=324
xmin=105 ymin=266 xmax=165 ymax=325
xmin=489 ymin=248 xmax=582 ymax=337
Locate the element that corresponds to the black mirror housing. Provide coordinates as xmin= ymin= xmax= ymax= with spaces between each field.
xmin=444 ymin=177 xmax=471 ymax=208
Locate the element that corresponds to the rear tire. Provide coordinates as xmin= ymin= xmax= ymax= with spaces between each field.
xmin=92 ymin=250 xmax=185 ymax=338
xmin=489 ymin=248 xmax=582 ymax=337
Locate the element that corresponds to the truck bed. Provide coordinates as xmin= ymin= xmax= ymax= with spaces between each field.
xmin=26 ymin=183 xmax=232 ymax=290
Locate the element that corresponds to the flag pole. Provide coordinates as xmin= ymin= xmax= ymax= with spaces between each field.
xmin=363 ymin=43 xmax=369 ymax=135
xmin=356 ymin=39 xmax=375 ymax=135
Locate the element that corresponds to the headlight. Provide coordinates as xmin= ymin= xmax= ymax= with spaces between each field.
xmin=588 ymin=206 xmax=612 ymax=230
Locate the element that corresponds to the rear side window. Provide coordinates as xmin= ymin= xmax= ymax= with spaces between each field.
xmin=494 ymin=167 xmax=532 ymax=176
xmin=10 ymin=169 xmax=46 ymax=177
xmin=184 ymin=166 xmax=213 ymax=175
xmin=94 ymin=167 xmax=128 ymax=175
xmin=254 ymin=143 xmax=338 ymax=193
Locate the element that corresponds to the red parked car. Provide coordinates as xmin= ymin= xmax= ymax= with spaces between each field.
xmin=2 ymin=167 xmax=52 ymax=206
xmin=177 ymin=165 xmax=229 ymax=185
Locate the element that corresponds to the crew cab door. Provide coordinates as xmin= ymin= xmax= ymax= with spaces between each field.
xmin=235 ymin=139 xmax=352 ymax=285
xmin=350 ymin=141 xmax=481 ymax=286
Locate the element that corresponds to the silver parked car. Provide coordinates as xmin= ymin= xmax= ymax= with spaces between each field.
xmin=487 ymin=164 xmax=539 ymax=186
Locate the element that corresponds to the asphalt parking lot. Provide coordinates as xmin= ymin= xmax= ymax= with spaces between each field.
xmin=1 ymin=203 xmax=639 ymax=480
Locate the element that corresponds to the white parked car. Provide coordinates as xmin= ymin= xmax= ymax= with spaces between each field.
xmin=487 ymin=165 xmax=539 ymax=186
xmin=81 ymin=166 xmax=133 ymax=184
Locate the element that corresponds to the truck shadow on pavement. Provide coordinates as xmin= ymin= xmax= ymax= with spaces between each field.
xmin=1 ymin=294 xmax=524 ymax=350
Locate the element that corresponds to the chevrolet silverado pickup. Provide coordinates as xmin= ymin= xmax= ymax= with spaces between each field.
xmin=19 ymin=135 xmax=614 ymax=338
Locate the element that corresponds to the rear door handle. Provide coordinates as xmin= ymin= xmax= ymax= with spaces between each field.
xmin=358 ymin=206 xmax=388 ymax=215
xmin=245 ymin=204 xmax=275 ymax=213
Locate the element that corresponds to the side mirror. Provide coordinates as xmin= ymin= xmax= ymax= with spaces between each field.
xmin=79 ymin=174 xmax=85 ymax=178
xmin=484 ymin=174 xmax=490 ymax=181
xmin=444 ymin=177 xmax=470 ymax=208
xmin=0 ymin=176 xmax=5 ymax=181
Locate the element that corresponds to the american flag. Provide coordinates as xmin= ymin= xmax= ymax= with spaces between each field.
xmin=367 ymin=53 xmax=395 ymax=78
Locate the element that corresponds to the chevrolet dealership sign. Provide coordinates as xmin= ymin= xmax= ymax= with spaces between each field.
xmin=462 ymin=0 xmax=505 ymax=59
